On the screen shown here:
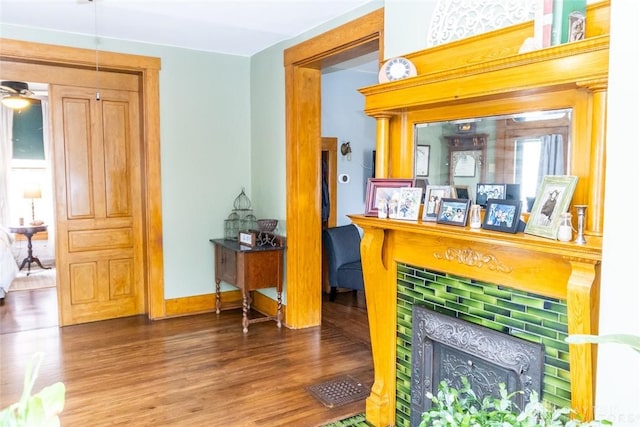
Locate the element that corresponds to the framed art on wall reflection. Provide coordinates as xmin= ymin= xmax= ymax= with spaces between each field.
xmin=415 ymin=145 xmax=430 ymax=177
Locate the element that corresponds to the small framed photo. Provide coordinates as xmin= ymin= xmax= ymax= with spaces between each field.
xmin=238 ymin=231 xmax=256 ymax=247
xmin=476 ymin=183 xmax=506 ymax=208
xmin=482 ymin=199 xmax=522 ymax=233
xmin=415 ymin=145 xmax=430 ymax=177
xmin=525 ymin=175 xmax=578 ymax=239
xmin=395 ymin=187 xmax=423 ymax=220
xmin=422 ymin=185 xmax=453 ymax=222
xmin=364 ymin=178 xmax=415 ymax=217
xmin=436 ymin=198 xmax=471 ymax=226
xmin=453 ymin=185 xmax=470 ymax=199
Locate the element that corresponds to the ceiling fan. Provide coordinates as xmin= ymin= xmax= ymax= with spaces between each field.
xmin=0 ymin=81 xmax=43 ymax=110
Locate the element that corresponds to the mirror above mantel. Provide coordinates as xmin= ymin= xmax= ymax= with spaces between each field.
xmin=360 ymin=16 xmax=609 ymax=235
xmin=414 ymin=108 xmax=572 ymax=211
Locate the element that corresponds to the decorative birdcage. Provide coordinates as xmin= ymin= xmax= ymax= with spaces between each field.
xmin=224 ymin=212 xmax=240 ymax=240
xmin=224 ymin=188 xmax=255 ymax=240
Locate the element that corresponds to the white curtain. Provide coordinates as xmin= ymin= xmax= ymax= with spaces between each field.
xmin=537 ymin=134 xmax=565 ymax=183
xmin=0 ymin=106 xmax=13 ymax=227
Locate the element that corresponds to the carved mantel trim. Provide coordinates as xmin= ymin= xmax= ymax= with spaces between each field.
xmin=433 ymin=247 xmax=513 ymax=273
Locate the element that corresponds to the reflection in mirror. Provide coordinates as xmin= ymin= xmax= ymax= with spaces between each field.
xmin=414 ymin=109 xmax=571 ymax=212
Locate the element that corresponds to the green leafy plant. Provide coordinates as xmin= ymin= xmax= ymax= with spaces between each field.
xmin=420 ymin=377 xmax=610 ymax=427
xmin=0 ymin=353 xmax=65 ymax=427
xmin=565 ymin=334 xmax=640 ymax=354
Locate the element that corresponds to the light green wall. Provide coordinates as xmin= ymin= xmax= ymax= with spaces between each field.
xmin=0 ymin=24 xmax=251 ymax=299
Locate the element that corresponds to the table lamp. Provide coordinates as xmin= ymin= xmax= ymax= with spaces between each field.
xmin=23 ymin=183 xmax=42 ymax=224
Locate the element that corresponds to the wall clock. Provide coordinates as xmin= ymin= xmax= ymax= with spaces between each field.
xmin=378 ymin=57 xmax=417 ymax=83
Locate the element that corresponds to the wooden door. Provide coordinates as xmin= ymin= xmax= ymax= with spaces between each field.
xmin=50 ymin=84 xmax=145 ymax=326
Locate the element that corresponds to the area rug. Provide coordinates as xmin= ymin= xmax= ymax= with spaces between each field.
xmin=9 ymin=268 xmax=56 ymax=291
xmin=322 ymin=413 xmax=370 ymax=427
xmin=307 ymin=375 xmax=369 ymax=408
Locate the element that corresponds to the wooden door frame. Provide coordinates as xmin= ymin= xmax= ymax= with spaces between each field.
xmin=0 ymin=38 xmax=165 ymax=320
xmin=284 ymin=9 xmax=383 ymax=328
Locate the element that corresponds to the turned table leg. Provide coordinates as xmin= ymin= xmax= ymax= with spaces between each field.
xmin=276 ymin=290 xmax=282 ymax=328
xmin=215 ymin=279 xmax=221 ymax=314
xmin=242 ymin=291 xmax=250 ymax=333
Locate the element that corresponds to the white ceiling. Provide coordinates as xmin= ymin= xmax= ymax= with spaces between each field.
xmin=0 ymin=0 xmax=378 ymax=57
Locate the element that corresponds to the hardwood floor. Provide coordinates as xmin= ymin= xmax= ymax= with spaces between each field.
xmin=0 ymin=289 xmax=372 ymax=426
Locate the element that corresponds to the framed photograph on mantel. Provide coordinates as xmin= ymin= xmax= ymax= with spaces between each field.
xmin=482 ymin=199 xmax=522 ymax=234
xmin=396 ymin=187 xmax=423 ymax=221
xmin=422 ymin=185 xmax=453 ymax=222
xmin=364 ymin=178 xmax=415 ymax=217
xmin=524 ymin=175 xmax=578 ymax=239
xmin=436 ymin=198 xmax=471 ymax=226
xmin=476 ymin=183 xmax=506 ymax=208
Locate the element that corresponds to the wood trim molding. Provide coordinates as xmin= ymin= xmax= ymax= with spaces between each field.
xmin=0 ymin=38 xmax=165 ymax=319
xmin=284 ymin=9 xmax=383 ymax=329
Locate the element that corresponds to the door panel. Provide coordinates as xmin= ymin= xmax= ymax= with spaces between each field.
xmin=51 ymin=84 xmax=145 ymax=326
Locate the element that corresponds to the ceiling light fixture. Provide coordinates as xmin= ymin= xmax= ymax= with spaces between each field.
xmin=0 ymin=81 xmax=35 ymax=110
xmin=1 ymin=94 xmax=30 ymax=110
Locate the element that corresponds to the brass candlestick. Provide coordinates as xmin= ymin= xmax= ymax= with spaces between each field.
xmin=574 ymin=205 xmax=588 ymax=244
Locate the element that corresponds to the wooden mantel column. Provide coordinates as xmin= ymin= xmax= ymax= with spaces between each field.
xmin=578 ymin=79 xmax=608 ymax=236
xmin=374 ymin=115 xmax=392 ymax=178
xmin=566 ymin=258 xmax=601 ymax=421
xmin=360 ymin=226 xmax=397 ymax=426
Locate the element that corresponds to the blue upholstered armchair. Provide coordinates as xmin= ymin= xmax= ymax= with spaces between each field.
xmin=322 ymin=224 xmax=364 ymax=302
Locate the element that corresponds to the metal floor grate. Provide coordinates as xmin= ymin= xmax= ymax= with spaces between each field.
xmin=306 ymin=375 xmax=369 ymax=408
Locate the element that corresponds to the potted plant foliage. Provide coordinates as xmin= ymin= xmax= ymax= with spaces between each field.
xmin=0 ymin=353 xmax=65 ymax=427
xmin=420 ymin=376 xmax=609 ymax=427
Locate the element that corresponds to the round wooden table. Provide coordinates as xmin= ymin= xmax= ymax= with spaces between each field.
xmin=8 ymin=224 xmax=50 ymax=276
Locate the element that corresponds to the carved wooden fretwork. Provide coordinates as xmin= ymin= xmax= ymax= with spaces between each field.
xmin=433 ymin=247 xmax=513 ymax=273
xmin=427 ymin=0 xmax=536 ymax=47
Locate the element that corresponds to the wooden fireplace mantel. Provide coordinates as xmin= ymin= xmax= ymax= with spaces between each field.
xmin=354 ymin=2 xmax=609 ymax=426
xmin=350 ymin=215 xmax=602 ymax=426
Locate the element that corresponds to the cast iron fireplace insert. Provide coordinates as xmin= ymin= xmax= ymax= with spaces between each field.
xmin=410 ymin=304 xmax=545 ymax=426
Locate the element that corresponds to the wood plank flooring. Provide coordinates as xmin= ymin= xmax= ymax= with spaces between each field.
xmin=0 ymin=288 xmax=372 ymax=426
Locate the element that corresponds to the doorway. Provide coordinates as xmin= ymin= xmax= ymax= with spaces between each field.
xmin=284 ymin=9 xmax=383 ymax=328
xmin=0 ymin=39 xmax=165 ymax=324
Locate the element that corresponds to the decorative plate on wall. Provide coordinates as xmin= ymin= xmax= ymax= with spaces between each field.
xmin=378 ymin=57 xmax=417 ymax=83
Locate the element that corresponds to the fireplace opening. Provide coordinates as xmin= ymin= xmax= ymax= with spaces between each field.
xmin=410 ymin=304 xmax=545 ymax=426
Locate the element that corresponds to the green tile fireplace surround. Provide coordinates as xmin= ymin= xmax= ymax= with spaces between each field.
xmin=395 ymin=264 xmax=571 ymax=427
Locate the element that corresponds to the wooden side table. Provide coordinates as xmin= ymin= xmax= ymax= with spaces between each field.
xmin=210 ymin=238 xmax=285 ymax=333
xmin=9 ymin=225 xmax=51 ymax=276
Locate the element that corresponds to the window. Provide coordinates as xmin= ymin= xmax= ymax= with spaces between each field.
xmin=12 ymin=104 xmax=45 ymax=161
